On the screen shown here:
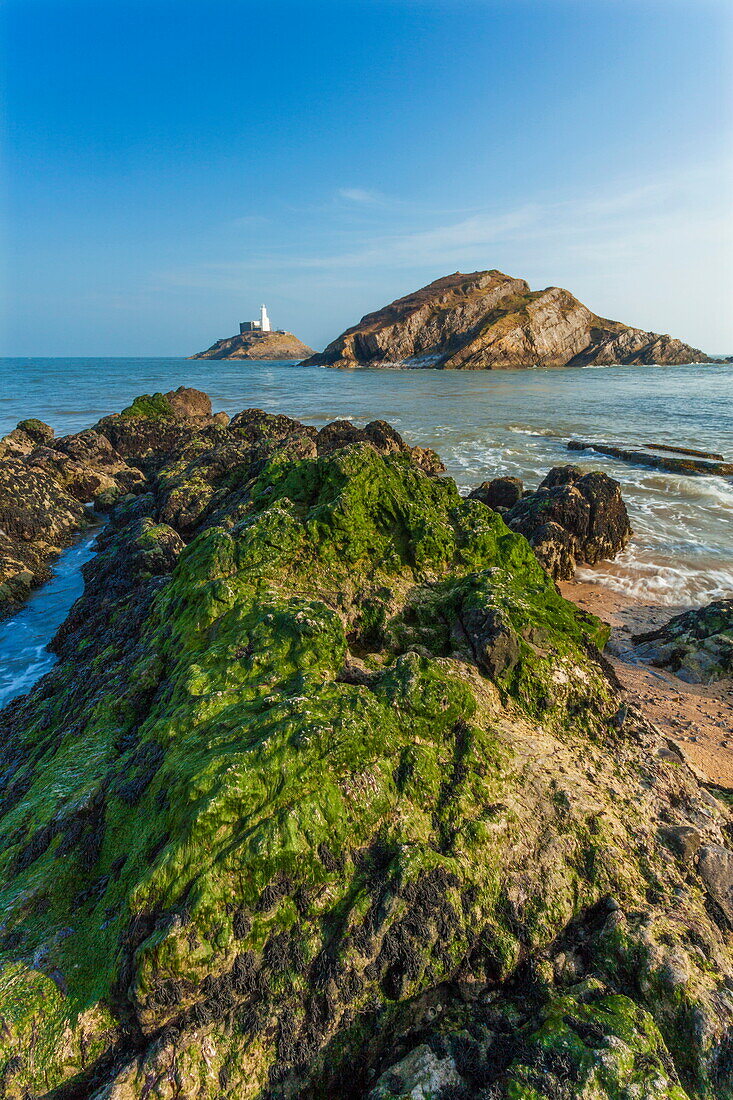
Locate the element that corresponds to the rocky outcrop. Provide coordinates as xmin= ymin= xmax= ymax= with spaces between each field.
xmin=467 ymin=475 xmax=524 ymax=512
xmin=633 ymin=599 xmax=733 ymax=683
xmin=303 ymin=270 xmax=716 ymax=369
xmin=0 ymin=388 xmax=217 ymax=618
xmin=0 ymin=454 xmax=94 ymax=613
xmin=0 ymin=393 xmax=732 ymax=1099
xmin=191 ymin=329 xmax=314 ymax=360
xmin=469 ymin=465 xmax=633 ymax=580
xmin=569 ymin=439 xmax=733 ymax=477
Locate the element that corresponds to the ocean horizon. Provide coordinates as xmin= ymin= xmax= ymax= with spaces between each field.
xmin=2 ymin=356 xmax=731 ymax=610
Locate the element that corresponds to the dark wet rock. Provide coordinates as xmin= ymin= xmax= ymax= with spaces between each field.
xmin=568 ymin=439 xmax=733 ymax=478
xmin=315 ymin=418 xmax=444 ymax=474
xmin=92 ymin=387 xmax=221 ymax=470
xmin=16 ymin=418 xmax=55 ymax=445
xmin=468 ymin=475 xmax=524 ymax=512
xmin=633 ymin=599 xmax=733 ymax=683
xmin=523 ymin=519 xmax=579 ymax=581
xmin=456 ymin=600 xmax=521 ymax=679
xmin=502 ymin=467 xmax=632 ymax=579
xmin=0 ymin=458 xmax=93 ymax=615
xmin=540 ymin=464 xmax=583 ymax=488
xmin=229 ymin=407 xmax=317 ymax=445
xmin=644 ymin=443 xmax=725 ymax=461
xmin=55 ymin=428 xmax=116 ymax=463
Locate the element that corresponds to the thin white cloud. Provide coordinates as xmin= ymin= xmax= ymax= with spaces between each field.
xmin=153 ymin=158 xmax=733 ymax=347
xmin=337 ymin=187 xmax=384 ymax=204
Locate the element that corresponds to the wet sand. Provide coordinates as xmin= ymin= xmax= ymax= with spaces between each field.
xmin=560 ymin=577 xmax=733 ymax=789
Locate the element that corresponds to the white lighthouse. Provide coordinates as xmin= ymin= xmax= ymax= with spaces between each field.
xmin=240 ymin=303 xmax=273 ymax=335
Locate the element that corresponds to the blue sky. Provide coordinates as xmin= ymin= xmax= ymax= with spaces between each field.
xmin=2 ymin=0 xmax=732 ymax=355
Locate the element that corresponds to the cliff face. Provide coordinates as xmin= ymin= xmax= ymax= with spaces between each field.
xmin=303 ymin=270 xmax=714 ymax=369
xmin=0 ymin=393 xmax=732 ymax=1099
xmin=191 ymin=329 xmax=314 ymax=360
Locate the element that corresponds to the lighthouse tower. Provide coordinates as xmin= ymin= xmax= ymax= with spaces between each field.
xmin=239 ymin=303 xmax=273 ymax=335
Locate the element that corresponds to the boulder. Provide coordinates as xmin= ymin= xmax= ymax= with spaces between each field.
xmin=94 ymin=389 xmax=219 ymax=467
xmin=315 ymin=419 xmax=445 ymax=474
xmin=633 ymin=599 xmax=733 ymax=683
xmin=0 ymin=419 xmax=55 ymax=459
xmin=16 ymin=418 xmax=55 ymax=445
xmin=540 ymin=464 xmax=582 ymax=488
xmin=502 ymin=467 xmax=632 ymax=579
xmin=522 ymin=519 xmax=578 ymax=581
xmin=368 ymin=1045 xmax=462 ymax=1099
xmin=164 ymin=385 xmax=213 ymax=419
xmin=468 ymin=475 xmax=524 ymax=511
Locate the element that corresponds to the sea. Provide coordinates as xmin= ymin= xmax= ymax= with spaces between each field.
xmin=1 ymin=356 xmax=731 ymax=707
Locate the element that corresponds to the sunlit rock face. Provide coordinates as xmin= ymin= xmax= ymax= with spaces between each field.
xmin=303 ymin=270 xmax=715 ymax=370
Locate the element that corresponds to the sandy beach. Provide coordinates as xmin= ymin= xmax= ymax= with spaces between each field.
xmin=560 ymin=575 xmax=733 ymax=789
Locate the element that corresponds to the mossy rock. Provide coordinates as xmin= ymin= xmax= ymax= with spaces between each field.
xmin=120 ymin=391 xmax=175 ymax=420
xmin=0 ymin=421 xmax=729 ymax=1098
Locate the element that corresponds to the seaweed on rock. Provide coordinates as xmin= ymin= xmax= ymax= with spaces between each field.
xmin=0 ymin=403 xmax=730 ymax=1099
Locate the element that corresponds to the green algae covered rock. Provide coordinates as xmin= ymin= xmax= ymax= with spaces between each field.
xmin=0 ymin=406 xmax=731 ymax=1099
xmin=633 ymin=600 xmax=733 ymax=684
xmin=120 ymin=391 xmax=176 ymax=419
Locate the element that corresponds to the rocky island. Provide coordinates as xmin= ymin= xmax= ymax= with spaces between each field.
xmin=1 ymin=388 xmax=733 ymax=1098
xmin=191 ymin=330 xmax=314 ymax=361
xmin=303 ymin=270 xmax=716 ymax=369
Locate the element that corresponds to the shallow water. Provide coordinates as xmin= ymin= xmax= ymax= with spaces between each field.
xmin=0 ymin=526 xmax=100 ymax=708
xmin=0 ymin=356 xmax=731 ymax=705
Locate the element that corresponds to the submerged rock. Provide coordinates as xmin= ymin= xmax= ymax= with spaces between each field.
xmin=633 ymin=599 xmax=733 ymax=683
xmin=569 ymin=439 xmax=733 ymax=478
xmin=0 ymin=395 xmax=730 ymax=1099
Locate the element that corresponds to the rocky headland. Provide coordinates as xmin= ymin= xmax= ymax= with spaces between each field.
xmin=0 ymin=391 xmax=732 ymax=1099
xmin=191 ymin=330 xmax=314 ymax=360
xmin=303 ymin=270 xmax=716 ymax=370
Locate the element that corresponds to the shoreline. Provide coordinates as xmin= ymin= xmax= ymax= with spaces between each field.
xmin=560 ymin=573 xmax=733 ymax=789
